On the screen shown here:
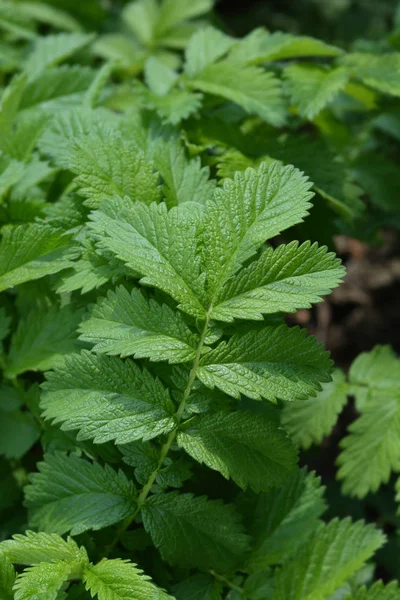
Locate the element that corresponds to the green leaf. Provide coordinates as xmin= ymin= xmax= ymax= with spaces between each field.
xmin=178 ymin=411 xmax=297 ymax=491
xmin=23 ymin=32 xmax=94 ymax=76
xmin=0 ymin=531 xmax=88 ymax=566
xmin=13 ymin=561 xmax=72 ymax=600
xmin=337 ymin=346 xmax=400 ymax=497
xmin=282 ymin=370 xmax=348 ymax=449
xmin=68 ymin=133 xmax=161 ymax=208
xmin=340 ymin=53 xmax=400 ymax=97
xmin=25 ymin=452 xmax=137 ymax=535
xmin=150 ymin=137 xmax=216 ymax=208
xmin=0 ymin=223 xmax=72 ymax=292
xmin=284 ymin=64 xmax=348 ymax=119
xmin=0 ymin=153 xmax=24 ymax=200
xmin=122 ymin=0 xmax=159 ymax=46
xmin=0 ymin=74 xmax=27 ymax=134
xmin=352 ymin=152 xmax=400 ymax=212
xmin=272 ymin=518 xmax=386 ymax=600
xmin=0 ymin=406 xmax=40 ymax=459
xmin=245 ymin=470 xmax=326 ymax=570
xmin=184 ymin=26 xmax=233 ymax=77
xmin=173 ymin=574 xmax=223 ymax=600
xmin=211 ymin=241 xmax=344 ymax=322
xmin=136 ymin=83 xmax=203 ymax=124
xmin=15 ymin=2 xmax=82 ymax=32
xmin=337 ymin=399 xmax=400 ymax=498
xmin=20 ymin=66 xmax=96 ymax=112
xmin=202 ymin=162 xmax=313 ymax=301
xmin=0 ymin=306 xmax=11 ymax=345
xmin=5 ymin=305 xmax=82 ymax=378
xmin=89 ymin=199 xmax=207 ymax=317
xmin=187 ymin=61 xmax=286 ymax=126
xmin=0 ymin=554 xmax=15 ymax=600
xmin=83 ymin=558 xmax=172 ymax=600
xmin=145 ymin=56 xmax=178 ymax=96
xmin=229 ymin=29 xmax=342 ymax=64
xmin=142 ymin=491 xmax=250 ymax=571
xmin=41 ymin=350 xmax=176 ymax=444
xmin=198 ymin=325 xmax=332 ymax=402
xmin=350 ymin=582 xmax=400 ymax=599
xmin=79 ymin=285 xmax=199 ymax=363
xmin=156 ymin=0 xmax=213 ymax=34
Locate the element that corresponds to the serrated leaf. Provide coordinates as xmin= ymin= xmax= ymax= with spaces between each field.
xmin=185 ymin=26 xmax=233 ymax=77
xmin=150 ymin=137 xmax=216 ymax=208
xmin=246 ymin=469 xmax=326 ymax=570
xmin=229 ymin=29 xmax=342 ymax=64
xmin=13 ymin=561 xmax=72 ymax=600
xmin=0 ymin=531 xmax=88 ymax=566
xmin=178 ymin=411 xmax=297 ymax=491
xmin=89 ymin=199 xmax=207 ymax=317
xmin=211 ymin=241 xmax=344 ymax=322
xmin=348 ymin=345 xmax=400 ymax=407
xmin=0 ymin=407 xmax=40 ymax=459
xmin=83 ymin=558 xmax=172 ymax=600
xmin=350 ymin=581 xmax=400 ymax=599
xmin=282 ymin=370 xmax=348 ymax=449
xmin=202 ymin=162 xmax=313 ymax=301
xmin=79 ymin=285 xmax=199 ymax=363
xmin=5 ymin=305 xmax=82 ymax=378
xmin=25 ymin=452 xmax=137 ymax=535
xmin=68 ymin=133 xmax=160 ymax=209
xmin=198 ymin=325 xmax=332 ymax=402
xmin=340 ymin=53 xmax=400 ymax=97
xmin=0 ymin=223 xmax=72 ymax=292
xmin=41 ymin=350 xmax=176 ymax=444
xmin=0 ymin=554 xmax=15 ymax=600
xmin=187 ymin=61 xmax=286 ymax=126
xmin=272 ymin=518 xmax=386 ymax=600
xmin=138 ymin=84 xmax=203 ymax=124
xmin=145 ymin=56 xmax=178 ymax=96
xmin=173 ymin=574 xmax=223 ymax=600
xmin=23 ymin=32 xmax=94 ymax=76
xmin=20 ymin=66 xmax=96 ymax=112
xmin=156 ymin=0 xmax=213 ymax=36
xmin=142 ymin=491 xmax=249 ymax=571
xmin=284 ymin=64 xmax=348 ymax=119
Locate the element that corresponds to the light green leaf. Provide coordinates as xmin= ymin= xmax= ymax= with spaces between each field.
xmin=145 ymin=56 xmax=178 ymax=95
xmin=0 ymin=554 xmax=15 ymax=600
xmin=211 ymin=241 xmax=344 ymax=322
xmin=142 ymin=491 xmax=250 ymax=571
xmin=348 ymin=345 xmax=400 ymax=407
xmin=188 ymin=61 xmax=286 ymax=126
xmin=340 ymin=53 xmax=400 ymax=97
xmin=150 ymin=137 xmax=216 ymax=208
xmin=23 ymin=32 xmax=94 ymax=76
xmin=25 ymin=452 xmax=137 ymax=535
xmin=0 ymin=73 xmax=27 ymax=134
xmin=350 ymin=581 xmax=400 ymax=599
xmin=246 ymin=470 xmax=326 ymax=570
xmin=185 ymin=26 xmax=234 ymax=77
xmin=198 ymin=325 xmax=332 ymax=402
xmin=284 ymin=64 xmax=348 ymax=119
xmin=83 ymin=558 xmax=172 ymax=600
xmin=79 ymin=285 xmax=199 ymax=363
xmin=202 ymin=162 xmax=313 ymax=300
xmin=0 ymin=154 xmax=24 ymax=200
xmin=68 ymin=133 xmax=161 ymax=209
xmin=229 ymin=29 xmax=343 ymax=64
xmin=0 ymin=223 xmax=72 ymax=292
xmin=122 ymin=0 xmax=159 ymax=46
xmin=0 ymin=531 xmax=88 ymax=566
xmin=16 ymin=2 xmax=82 ymax=32
xmin=156 ymin=0 xmax=214 ymax=36
xmin=89 ymin=199 xmax=207 ymax=317
xmin=41 ymin=350 xmax=176 ymax=444
xmin=13 ymin=561 xmax=72 ymax=600
xmin=272 ymin=518 xmax=386 ymax=600
xmin=178 ymin=411 xmax=297 ymax=491
xmin=5 ymin=305 xmax=82 ymax=378
xmin=282 ymin=370 xmax=348 ymax=449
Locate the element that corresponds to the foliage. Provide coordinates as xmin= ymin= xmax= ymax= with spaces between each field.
xmin=0 ymin=0 xmax=399 ymax=598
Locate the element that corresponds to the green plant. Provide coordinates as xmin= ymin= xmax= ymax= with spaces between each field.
xmin=0 ymin=0 xmax=399 ymax=598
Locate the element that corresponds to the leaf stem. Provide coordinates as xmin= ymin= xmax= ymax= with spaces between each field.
xmin=210 ymin=570 xmax=246 ymax=595
xmin=105 ymin=310 xmax=212 ymax=556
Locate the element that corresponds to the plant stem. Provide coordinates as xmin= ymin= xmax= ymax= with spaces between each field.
xmin=105 ymin=311 xmax=211 ymax=556
xmin=210 ymin=570 xmax=246 ymax=595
